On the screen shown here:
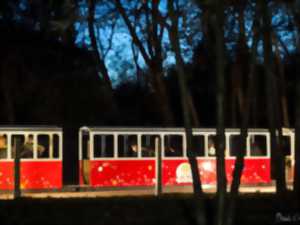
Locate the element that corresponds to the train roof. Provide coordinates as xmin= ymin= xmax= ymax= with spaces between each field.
xmin=0 ymin=126 xmax=62 ymax=132
xmin=80 ymin=126 xmax=294 ymax=133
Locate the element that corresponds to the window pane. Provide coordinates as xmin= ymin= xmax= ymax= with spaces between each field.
xmin=229 ymin=135 xmax=241 ymax=157
xmin=37 ymin=135 xmax=49 ymax=158
xmin=164 ymin=135 xmax=183 ymax=157
xmin=249 ymin=135 xmax=267 ymax=156
xmin=0 ymin=134 xmax=8 ymax=159
xmin=11 ymin=135 xmax=27 ymax=158
xmin=192 ymin=135 xmax=205 ymax=156
xmin=141 ymin=135 xmax=158 ymax=157
xmin=207 ymin=135 xmax=216 ymax=156
xmin=53 ymin=134 xmax=60 ymax=158
xmin=118 ymin=135 xmax=137 ymax=158
xmin=22 ymin=135 xmax=35 ymax=159
xmin=94 ymin=135 xmax=114 ymax=158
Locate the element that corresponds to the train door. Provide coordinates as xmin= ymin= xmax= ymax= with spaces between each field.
xmin=282 ymin=129 xmax=294 ymax=186
xmin=79 ymin=128 xmax=91 ymax=185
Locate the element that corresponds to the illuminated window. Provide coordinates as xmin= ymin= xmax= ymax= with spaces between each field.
xmin=228 ymin=135 xmax=243 ymax=157
xmin=37 ymin=135 xmax=49 ymax=158
xmin=191 ymin=135 xmax=205 ymax=157
xmin=141 ymin=135 xmax=159 ymax=157
xmin=53 ymin=134 xmax=60 ymax=159
xmin=207 ymin=135 xmax=216 ymax=156
xmin=249 ymin=135 xmax=267 ymax=156
xmin=0 ymin=134 xmax=8 ymax=159
xmin=164 ymin=135 xmax=183 ymax=157
xmin=94 ymin=135 xmax=114 ymax=158
xmin=118 ymin=135 xmax=138 ymax=158
xmin=11 ymin=135 xmax=27 ymax=158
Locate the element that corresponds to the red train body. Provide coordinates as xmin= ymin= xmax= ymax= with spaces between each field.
xmin=0 ymin=126 xmax=294 ymax=191
xmin=79 ymin=127 xmax=294 ymax=189
xmin=79 ymin=158 xmax=271 ymax=187
xmin=0 ymin=127 xmax=63 ymax=190
xmin=0 ymin=161 xmax=62 ymax=190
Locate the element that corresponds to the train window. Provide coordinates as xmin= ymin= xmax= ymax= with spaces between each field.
xmin=0 ymin=134 xmax=8 ymax=159
xmin=192 ymin=135 xmax=205 ymax=156
xmin=11 ymin=135 xmax=27 ymax=158
xmin=164 ymin=135 xmax=183 ymax=157
xmin=37 ymin=135 xmax=49 ymax=158
xmin=229 ymin=135 xmax=242 ymax=157
xmin=53 ymin=134 xmax=60 ymax=158
xmin=281 ymin=136 xmax=291 ymax=156
xmin=94 ymin=135 xmax=114 ymax=158
xmin=249 ymin=135 xmax=267 ymax=156
xmin=207 ymin=135 xmax=216 ymax=156
xmin=141 ymin=135 xmax=158 ymax=157
xmin=118 ymin=135 xmax=138 ymax=157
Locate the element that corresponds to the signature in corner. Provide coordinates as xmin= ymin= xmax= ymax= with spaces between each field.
xmin=276 ymin=212 xmax=300 ymax=223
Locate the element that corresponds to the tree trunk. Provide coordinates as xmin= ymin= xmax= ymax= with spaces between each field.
xmin=62 ymin=0 xmax=78 ymax=46
xmin=167 ymin=1 xmax=207 ymax=224
xmin=114 ymin=0 xmax=175 ymax=126
xmin=215 ymin=0 xmax=226 ymax=224
xmin=0 ymin=59 xmax=16 ymax=124
xmin=187 ymin=92 xmax=200 ymax=127
xmin=230 ymin=4 xmax=247 ymax=128
xmin=289 ymin=2 xmax=300 ymax=207
xmin=294 ymin=43 xmax=300 ymax=208
xmin=151 ymin=66 xmax=175 ymax=126
xmin=87 ymin=0 xmax=120 ymax=122
xmin=87 ymin=0 xmax=113 ymax=89
xmin=274 ymin=37 xmax=290 ymax=127
xmin=260 ymin=0 xmax=286 ymax=196
xmin=225 ymin=6 xmax=260 ymax=224
xmin=167 ymin=0 xmax=202 ymax=195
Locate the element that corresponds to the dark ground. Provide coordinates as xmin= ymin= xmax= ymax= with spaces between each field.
xmin=0 ymin=193 xmax=299 ymax=225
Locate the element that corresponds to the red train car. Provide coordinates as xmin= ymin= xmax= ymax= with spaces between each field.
xmin=79 ymin=127 xmax=294 ymax=189
xmin=0 ymin=127 xmax=63 ymax=190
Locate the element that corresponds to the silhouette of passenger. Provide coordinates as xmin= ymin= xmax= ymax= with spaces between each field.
xmin=208 ymin=137 xmax=216 ymax=156
xmin=21 ymin=135 xmax=45 ymax=158
xmin=0 ymin=135 xmax=7 ymax=158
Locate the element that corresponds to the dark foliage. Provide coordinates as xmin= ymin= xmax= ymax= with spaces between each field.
xmin=0 ymin=22 xmax=115 ymax=127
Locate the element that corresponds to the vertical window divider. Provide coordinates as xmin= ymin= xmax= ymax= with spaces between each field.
xmin=33 ymin=134 xmax=38 ymax=159
xmin=161 ymin=135 xmax=165 ymax=158
xmin=204 ymin=134 xmax=208 ymax=157
xmin=49 ymin=134 xmax=53 ymax=159
xmin=246 ymin=134 xmax=251 ymax=157
xmin=101 ymin=135 xmax=106 ymax=157
xmin=114 ymin=133 xmax=118 ymax=158
xmin=8 ymin=133 xmax=12 ymax=160
xmin=183 ymin=133 xmax=187 ymax=157
xmin=225 ymin=133 xmax=230 ymax=158
xmin=266 ymin=133 xmax=271 ymax=157
xmin=90 ymin=133 xmax=94 ymax=160
xmin=79 ymin=130 xmax=82 ymax=161
xmin=138 ymin=134 xmax=142 ymax=158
